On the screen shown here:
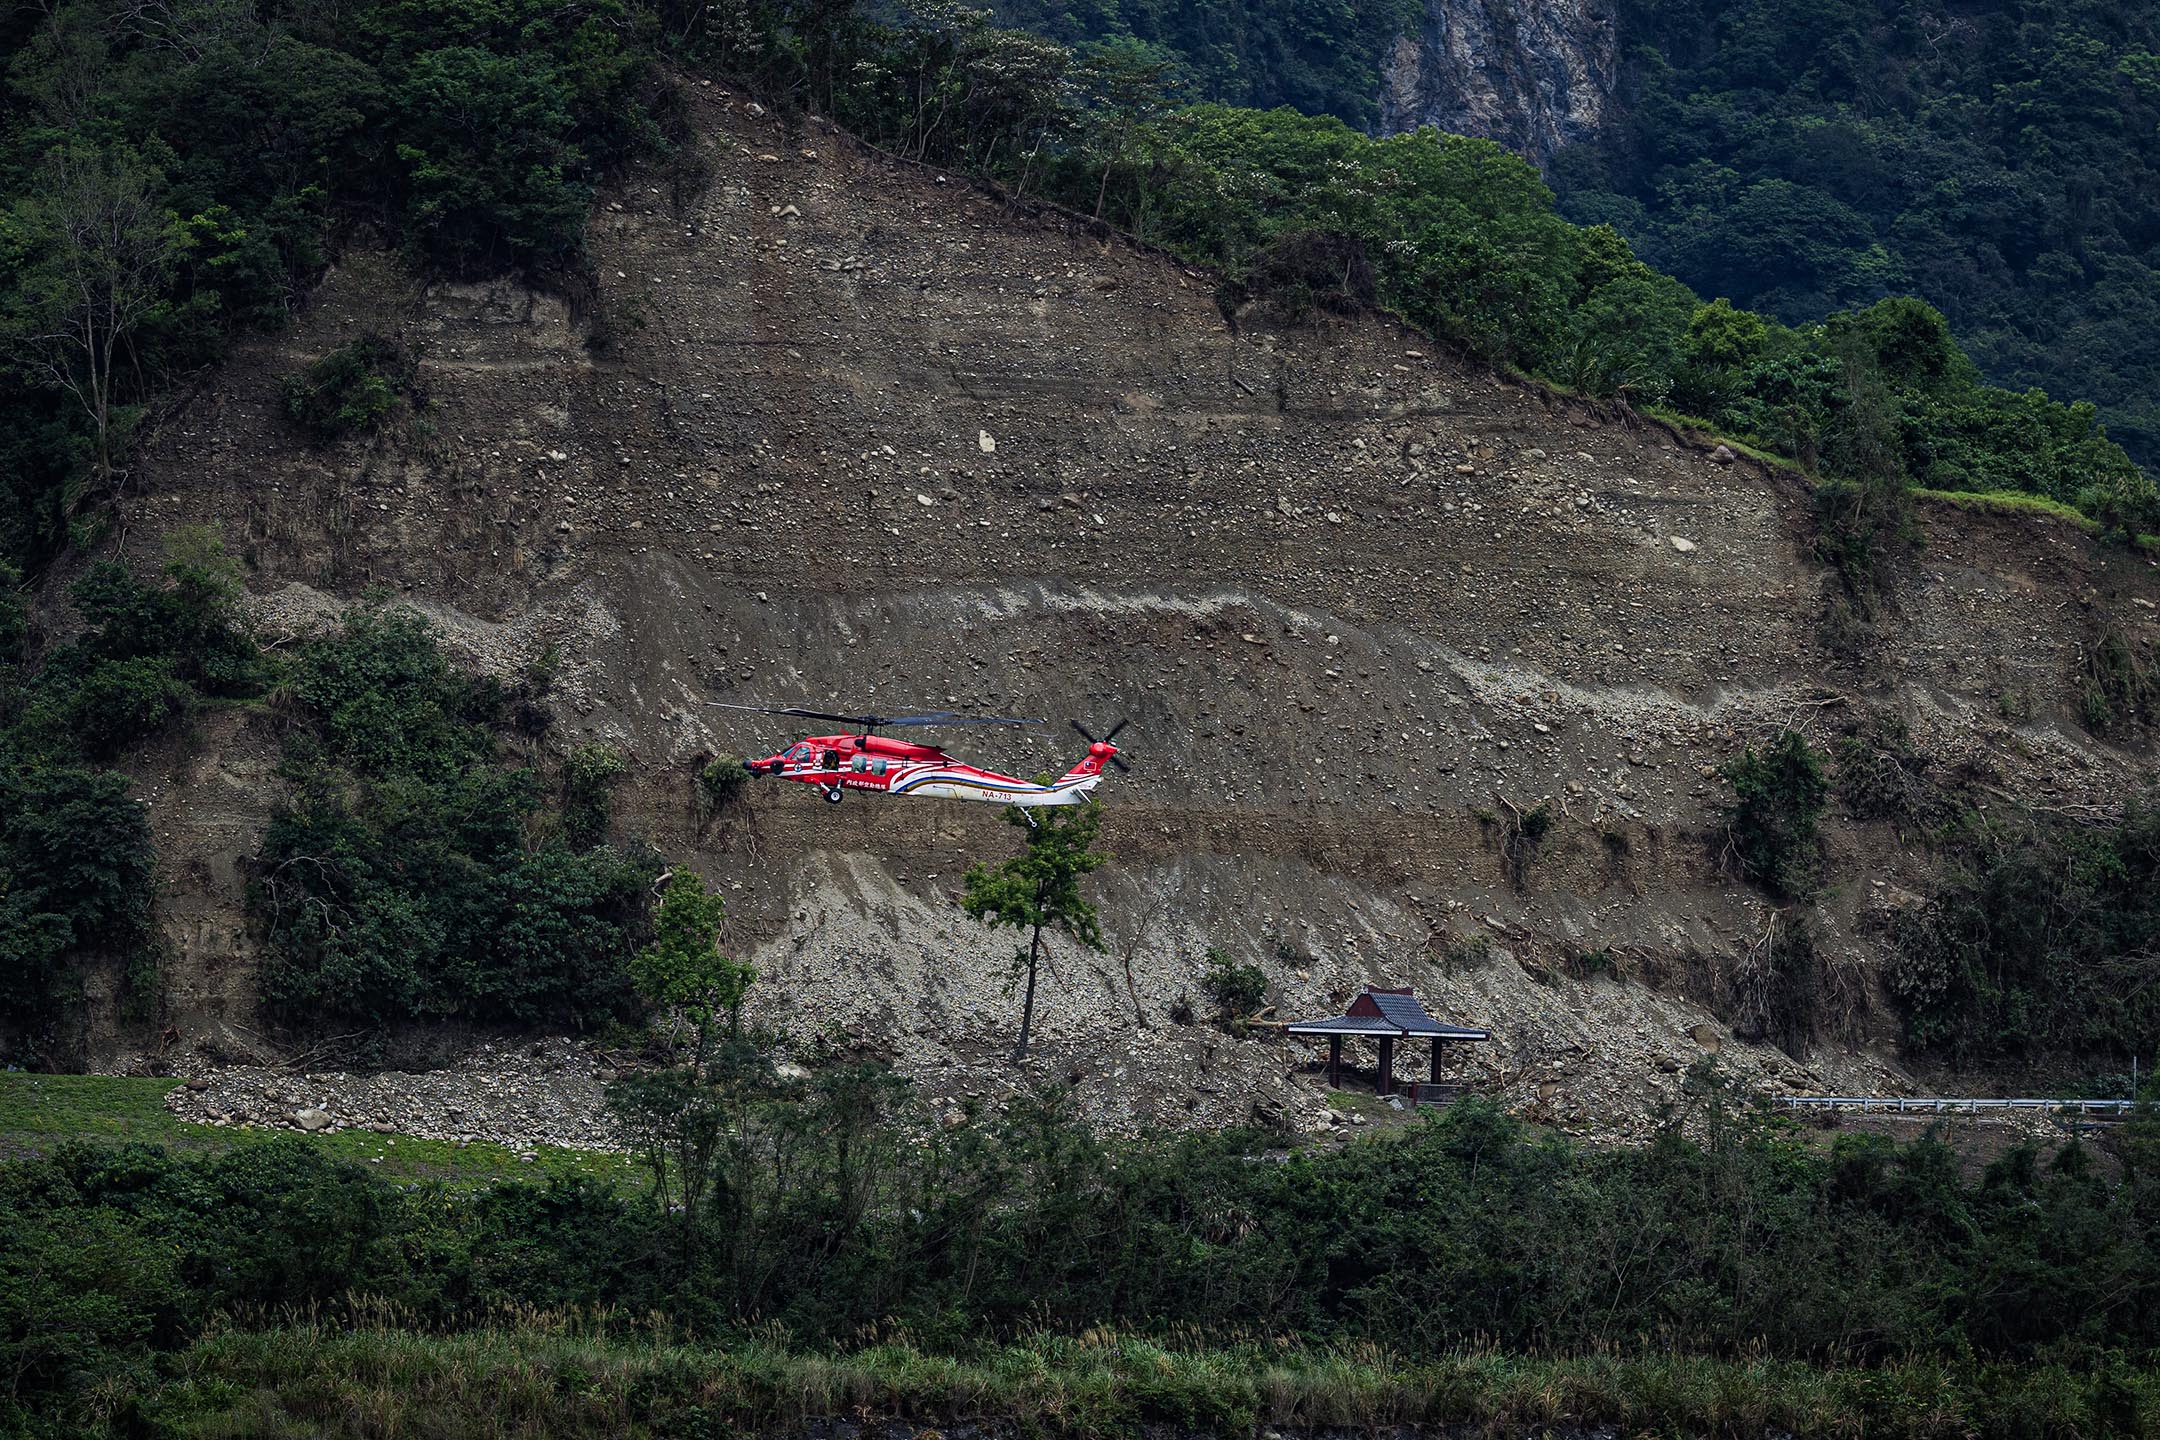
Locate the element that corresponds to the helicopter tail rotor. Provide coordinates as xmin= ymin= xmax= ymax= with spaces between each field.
xmin=1070 ymin=717 xmax=1133 ymax=772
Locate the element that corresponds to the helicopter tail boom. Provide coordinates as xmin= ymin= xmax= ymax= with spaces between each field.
xmin=1011 ymin=739 xmax=1119 ymax=803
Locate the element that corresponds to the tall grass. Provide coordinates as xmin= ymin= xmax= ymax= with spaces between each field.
xmin=101 ymin=1325 xmax=2160 ymax=1439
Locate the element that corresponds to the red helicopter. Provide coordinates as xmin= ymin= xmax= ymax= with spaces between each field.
xmin=712 ymin=704 xmax=1130 ymax=810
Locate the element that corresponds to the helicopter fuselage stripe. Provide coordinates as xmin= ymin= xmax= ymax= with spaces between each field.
xmin=767 ymin=746 xmax=1108 ymax=806
xmin=888 ymin=767 xmax=1092 ymax=796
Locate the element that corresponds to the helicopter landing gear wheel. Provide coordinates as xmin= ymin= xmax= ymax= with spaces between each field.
xmin=823 ymin=785 xmax=844 ymax=804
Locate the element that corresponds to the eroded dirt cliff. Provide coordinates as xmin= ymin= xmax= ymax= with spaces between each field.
xmin=115 ymin=84 xmax=2160 ymax=1139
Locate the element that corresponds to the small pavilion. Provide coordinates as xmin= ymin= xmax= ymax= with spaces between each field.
xmin=1286 ymin=986 xmax=1490 ymax=1099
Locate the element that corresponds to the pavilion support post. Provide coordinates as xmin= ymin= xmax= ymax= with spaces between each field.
xmin=1327 ymin=1034 xmax=1342 ymax=1088
xmin=1377 ymin=1035 xmax=1395 ymax=1096
xmin=1431 ymin=1038 xmax=1444 ymax=1085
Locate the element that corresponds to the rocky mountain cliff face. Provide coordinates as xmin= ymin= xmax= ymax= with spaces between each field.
xmin=1377 ymin=0 xmax=1617 ymax=165
xmin=112 ymin=86 xmax=2158 ymax=1140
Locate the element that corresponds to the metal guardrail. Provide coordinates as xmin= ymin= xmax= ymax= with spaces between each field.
xmin=1776 ymin=1096 xmax=2140 ymax=1117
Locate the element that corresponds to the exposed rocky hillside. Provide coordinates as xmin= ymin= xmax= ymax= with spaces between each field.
xmin=1376 ymin=0 xmax=1616 ymax=164
xmin=111 ymin=84 xmax=2159 ymax=1141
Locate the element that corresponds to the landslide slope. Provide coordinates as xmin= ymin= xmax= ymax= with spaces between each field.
xmin=121 ymin=85 xmax=2160 ymax=1137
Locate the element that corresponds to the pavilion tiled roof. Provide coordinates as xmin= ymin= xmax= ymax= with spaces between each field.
xmin=1284 ymin=1014 xmax=1402 ymax=1035
xmin=1285 ymin=986 xmax=1490 ymax=1041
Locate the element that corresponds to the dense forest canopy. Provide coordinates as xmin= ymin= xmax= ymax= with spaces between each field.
xmin=985 ymin=0 xmax=1420 ymax=125
xmin=1550 ymin=0 xmax=2160 ymax=476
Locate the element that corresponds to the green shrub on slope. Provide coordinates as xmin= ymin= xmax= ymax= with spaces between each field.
xmin=250 ymin=607 xmax=655 ymax=1030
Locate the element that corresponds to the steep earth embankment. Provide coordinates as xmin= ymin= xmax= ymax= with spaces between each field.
xmin=116 ymin=84 xmax=2160 ymax=1140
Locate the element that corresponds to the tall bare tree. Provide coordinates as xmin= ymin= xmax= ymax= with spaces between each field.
xmin=8 ymin=145 xmax=179 ymax=505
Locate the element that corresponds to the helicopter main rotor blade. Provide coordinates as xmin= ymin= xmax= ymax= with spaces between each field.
xmin=710 ymin=702 xmax=1043 ymax=729
xmin=707 ymin=702 xmax=873 ymax=725
xmin=881 ymin=712 xmax=1044 ymax=727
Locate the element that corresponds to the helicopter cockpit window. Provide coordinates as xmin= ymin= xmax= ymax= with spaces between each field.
xmin=785 ymin=743 xmax=811 ymax=764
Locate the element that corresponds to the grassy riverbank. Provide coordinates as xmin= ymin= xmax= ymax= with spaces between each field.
xmin=0 ymin=1072 xmax=635 ymax=1188
xmin=93 ymin=1326 xmax=2160 ymax=1439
